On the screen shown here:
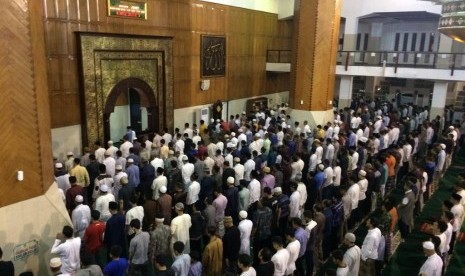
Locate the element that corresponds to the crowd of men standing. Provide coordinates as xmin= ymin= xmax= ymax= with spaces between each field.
xmin=44 ymin=98 xmax=465 ymax=276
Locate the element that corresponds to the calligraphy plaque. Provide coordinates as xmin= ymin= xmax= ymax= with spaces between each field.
xmin=107 ymin=0 xmax=147 ymax=19
xmin=201 ymin=35 xmax=226 ymax=77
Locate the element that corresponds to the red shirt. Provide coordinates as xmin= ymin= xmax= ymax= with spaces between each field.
xmin=83 ymin=221 xmax=106 ymax=253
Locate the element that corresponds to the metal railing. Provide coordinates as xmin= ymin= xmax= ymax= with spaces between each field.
xmin=337 ymin=50 xmax=465 ymax=75
xmin=266 ymin=49 xmax=465 ymax=76
xmin=266 ymin=50 xmax=291 ymax=63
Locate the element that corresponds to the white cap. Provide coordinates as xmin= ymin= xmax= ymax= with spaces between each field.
xmin=273 ymin=187 xmax=282 ymax=194
xmin=67 ymin=151 xmax=74 ymax=156
xmin=115 ymin=164 xmax=123 ymax=170
xmin=234 ymin=157 xmax=241 ymax=162
xmin=182 ymin=155 xmax=188 ymax=161
xmin=169 ymin=150 xmax=174 ymax=155
xmin=255 ymin=133 xmax=261 ymax=137
xmin=239 ymin=210 xmax=248 ymax=219
xmin=50 ymin=257 xmax=62 ymax=268
xmin=231 ymin=132 xmax=236 ymax=137
xmin=227 ymin=176 xmax=235 ymax=184
xmin=318 ymin=164 xmax=325 ymax=171
xmin=55 ymin=163 xmax=63 ymax=169
xmin=127 ymin=158 xmax=134 ymax=163
xmin=449 ymin=125 xmax=454 ymax=129
xmin=105 ymin=149 xmax=112 ymax=156
xmin=345 ymin=233 xmax=356 ymax=243
xmin=100 ymin=184 xmax=109 ymax=192
xmin=359 ymin=170 xmax=367 ymax=177
xmin=440 ymin=144 xmax=446 ymax=150
xmin=359 ymin=137 xmax=368 ymax=143
xmin=108 ymin=140 xmax=113 ymax=145
xmin=75 ymin=195 xmax=84 ymax=203
xmin=423 ymin=241 xmax=435 ymax=250
xmin=159 ymin=186 xmax=167 ymax=193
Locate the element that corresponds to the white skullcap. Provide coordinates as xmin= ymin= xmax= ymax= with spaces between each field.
xmin=239 ymin=210 xmax=248 ymax=219
xmin=105 ymin=149 xmax=112 ymax=156
xmin=108 ymin=140 xmax=113 ymax=145
xmin=273 ymin=187 xmax=282 ymax=194
xmin=227 ymin=176 xmax=235 ymax=184
xmin=115 ymin=164 xmax=123 ymax=170
xmin=159 ymin=185 xmax=167 ymax=193
xmin=100 ymin=184 xmax=109 ymax=192
xmin=50 ymin=257 xmax=62 ymax=268
xmin=423 ymin=241 xmax=435 ymax=250
xmin=55 ymin=163 xmax=63 ymax=169
xmin=67 ymin=151 xmax=74 ymax=156
xmin=345 ymin=233 xmax=356 ymax=243
xmin=182 ymin=155 xmax=188 ymax=161
xmin=318 ymin=164 xmax=325 ymax=171
xmin=359 ymin=170 xmax=366 ymax=177
xmin=440 ymin=144 xmax=446 ymax=150
xmin=75 ymin=195 xmax=84 ymax=203
xmin=127 ymin=158 xmax=134 ymax=163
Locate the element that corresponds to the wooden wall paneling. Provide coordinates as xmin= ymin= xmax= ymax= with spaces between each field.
xmin=78 ymin=0 xmax=90 ymax=22
xmin=47 ymin=58 xmax=61 ymax=90
xmin=55 ymin=0 xmax=69 ymax=19
xmin=88 ymin=0 xmax=101 ymax=22
xmin=68 ymin=0 xmax=79 ymax=21
xmin=152 ymin=0 xmax=169 ymax=28
xmin=42 ymin=0 xmax=56 ymax=18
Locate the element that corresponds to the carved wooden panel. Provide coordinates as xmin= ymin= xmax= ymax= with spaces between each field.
xmin=0 ymin=0 xmax=53 ymax=207
xmin=43 ymin=0 xmax=292 ymax=128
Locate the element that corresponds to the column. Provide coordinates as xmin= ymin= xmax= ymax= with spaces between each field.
xmin=343 ymin=17 xmax=359 ymax=51
xmin=290 ymin=0 xmax=341 ymax=111
xmin=338 ymin=76 xmax=353 ymax=109
xmin=430 ymin=81 xmax=448 ymax=120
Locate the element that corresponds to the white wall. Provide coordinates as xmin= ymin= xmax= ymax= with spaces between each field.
xmin=0 ymin=183 xmax=71 ymax=276
xmin=51 ymin=125 xmax=82 ymax=162
xmin=278 ymin=0 xmax=294 ymax=19
xmin=380 ymin=21 xmax=440 ymax=51
xmin=110 ymin=105 xmax=130 ymax=142
xmin=200 ymin=0 xmax=278 ymax=13
xmin=173 ymin=91 xmax=289 ymax=130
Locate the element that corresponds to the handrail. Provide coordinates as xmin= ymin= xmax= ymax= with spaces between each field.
xmin=336 ymin=50 xmax=465 ymax=76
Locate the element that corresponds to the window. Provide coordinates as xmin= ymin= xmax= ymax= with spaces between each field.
xmin=356 ymin=33 xmax=362 ymax=50
xmin=411 ymin=33 xmax=417 ymax=51
xmin=394 ymin=33 xmax=400 ymax=51
xmin=420 ymin=33 xmax=426 ymax=51
xmin=363 ymin=33 xmax=369 ymax=50
xmin=402 ymin=33 xmax=409 ymax=51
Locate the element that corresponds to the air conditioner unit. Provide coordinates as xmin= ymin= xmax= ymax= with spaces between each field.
xmin=194 ymin=107 xmax=210 ymax=124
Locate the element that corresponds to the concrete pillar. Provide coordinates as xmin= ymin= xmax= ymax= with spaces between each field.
xmin=364 ymin=76 xmax=383 ymax=100
xmin=430 ymin=81 xmax=448 ymax=120
xmin=338 ymin=76 xmax=353 ymax=109
xmin=343 ymin=17 xmax=359 ymax=51
xmin=368 ymin=23 xmax=383 ymax=51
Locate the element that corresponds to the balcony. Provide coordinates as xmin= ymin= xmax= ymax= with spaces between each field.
xmin=336 ymin=50 xmax=465 ymax=81
xmin=266 ymin=50 xmax=291 ymax=72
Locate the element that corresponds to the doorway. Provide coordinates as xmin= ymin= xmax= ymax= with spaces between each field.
xmin=104 ymin=78 xmax=158 ymax=143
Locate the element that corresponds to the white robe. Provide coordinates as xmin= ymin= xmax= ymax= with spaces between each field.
xmin=238 ymin=219 xmax=253 ymax=255
xmin=171 ymin=214 xmax=192 ymax=253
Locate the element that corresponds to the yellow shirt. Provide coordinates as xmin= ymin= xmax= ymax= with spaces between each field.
xmin=70 ymin=165 xmax=90 ymax=187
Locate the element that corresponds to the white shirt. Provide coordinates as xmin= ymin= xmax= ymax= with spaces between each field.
xmin=244 ymin=159 xmax=256 ymax=181
xmin=240 ymin=267 xmax=257 ymax=276
xmin=119 ymin=141 xmax=133 ymax=158
xmin=418 ymin=253 xmax=443 ymax=276
xmin=289 ymin=191 xmax=302 ymax=218
xmin=152 ymin=175 xmax=168 ymax=200
xmin=103 ymin=157 xmax=116 ymax=177
xmin=126 ymin=205 xmax=144 ymax=235
xmin=361 ymin=227 xmax=382 ymax=261
xmin=234 ymin=163 xmax=245 ymax=185
xmin=325 ymin=144 xmax=335 ymax=163
xmin=451 ymin=204 xmax=464 ymax=232
xmin=71 ymin=204 xmax=91 ymax=238
xmin=351 ymin=152 xmax=359 ymax=171
xmin=337 ymin=265 xmax=349 ymax=276
xmin=309 ymin=154 xmax=318 ymax=172
xmin=285 ymin=240 xmax=301 ymax=275
xmin=175 ymin=139 xmax=185 ymax=153
xmin=238 ymin=219 xmax=253 ymax=255
xmin=171 ymin=213 xmax=192 ymax=253
xmin=150 ymin=158 xmax=164 ymax=171
xmin=357 ymin=179 xmax=368 ymax=201
xmin=95 ymin=193 xmax=115 ymax=220
xmin=95 ymin=148 xmax=106 ymax=164
xmin=182 ymin=163 xmax=195 ymax=185
xmin=51 ymin=237 xmax=81 ymax=274
xmin=315 ymin=146 xmax=323 ymax=164
xmin=248 ymin=179 xmax=261 ymax=204
xmin=186 ymin=181 xmax=201 ymax=205
xmin=343 ymin=245 xmax=361 ymax=276
xmin=297 ymin=182 xmax=307 ymax=209
xmin=271 ymin=248 xmax=290 ymax=276
xmin=347 ymin=184 xmax=360 ymax=210
xmin=333 ymin=166 xmax=341 ymax=186
xmin=324 ymin=167 xmax=334 ymax=188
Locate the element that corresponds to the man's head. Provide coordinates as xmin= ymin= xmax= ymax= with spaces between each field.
xmin=109 ymin=245 xmax=122 ymax=259
xmin=422 ymin=241 xmax=436 ymax=256
xmin=130 ymin=219 xmax=141 ymax=231
xmin=49 ymin=257 xmax=62 ymax=272
xmin=271 ymin=236 xmax=284 ymax=250
xmin=91 ymin=210 xmax=100 ymax=221
xmin=173 ymin=241 xmax=185 ymax=256
xmin=343 ymin=233 xmax=356 ymax=246
xmin=224 ymin=216 xmax=233 ymax=228
xmin=238 ymin=254 xmax=253 ymax=271
xmin=62 ymin=225 xmax=74 ymax=239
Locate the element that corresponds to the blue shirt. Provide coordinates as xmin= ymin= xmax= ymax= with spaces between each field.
xmin=314 ymin=172 xmax=325 ymax=191
xmin=126 ymin=164 xmax=140 ymax=188
xmin=103 ymin=258 xmax=129 ymax=276
xmin=295 ymin=227 xmax=308 ymax=257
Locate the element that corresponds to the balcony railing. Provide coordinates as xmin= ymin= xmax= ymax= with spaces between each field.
xmin=266 ymin=50 xmax=291 ymax=63
xmin=337 ymin=50 xmax=465 ymax=75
